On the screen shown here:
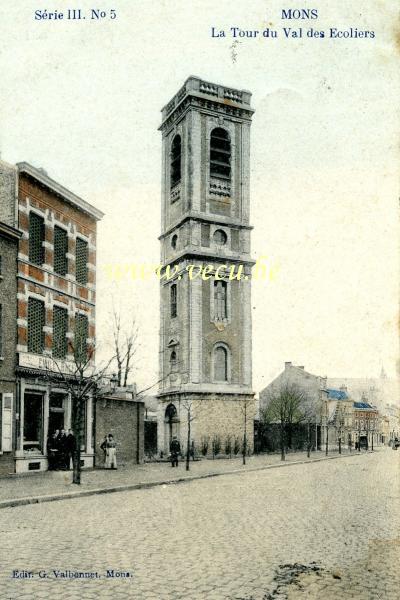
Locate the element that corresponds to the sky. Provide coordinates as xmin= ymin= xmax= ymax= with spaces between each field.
xmin=0 ymin=0 xmax=399 ymax=393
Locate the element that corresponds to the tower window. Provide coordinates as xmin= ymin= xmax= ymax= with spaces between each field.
xmin=171 ymin=234 xmax=178 ymax=250
xmin=28 ymin=297 xmax=45 ymax=354
xmin=53 ymin=306 xmax=68 ymax=358
xmin=54 ymin=226 xmax=68 ymax=276
xmin=76 ymin=238 xmax=88 ymax=285
xmin=170 ymin=284 xmax=177 ymax=318
xmin=214 ymin=345 xmax=228 ymax=382
xmin=170 ymin=350 xmax=177 ymax=372
xmin=29 ymin=212 xmax=45 ymax=265
xmin=213 ymin=229 xmax=227 ymax=246
xmin=210 ymin=128 xmax=231 ymax=180
xmin=170 ymin=134 xmax=182 ymax=189
xmin=214 ymin=281 xmax=227 ymax=320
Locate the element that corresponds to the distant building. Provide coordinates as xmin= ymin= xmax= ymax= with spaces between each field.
xmin=0 ymin=160 xmax=104 ymax=473
xmin=353 ymin=399 xmax=379 ymax=449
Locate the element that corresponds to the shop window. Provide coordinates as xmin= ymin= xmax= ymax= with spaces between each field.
xmin=170 ymin=284 xmax=177 ymax=318
xmin=28 ymin=298 xmax=45 ymax=354
xmin=170 ymin=134 xmax=182 ymax=189
xmin=76 ymin=238 xmax=88 ymax=285
xmin=54 ymin=226 xmax=68 ymax=276
xmin=210 ymin=128 xmax=231 ymax=180
xmin=75 ymin=313 xmax=89 ymax=363
xmin=23 ymin=393 xmax=43 ymax=452
xmin=29 ymin=212 xmax=45 ymax=265
xmin=53 ymin=306 xmax=68 ymax=358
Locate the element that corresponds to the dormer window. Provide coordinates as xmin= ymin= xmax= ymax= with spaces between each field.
xmin=170 ymin=134 xmax=182 ymax=189
xmin=210 ymin=128 xmax=231 ymax=181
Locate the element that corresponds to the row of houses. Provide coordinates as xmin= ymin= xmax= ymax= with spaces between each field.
xmin=258 ymin=362 xmax=400 ymax=451
xmin=0 ymin=160 xmax=144 ymax=475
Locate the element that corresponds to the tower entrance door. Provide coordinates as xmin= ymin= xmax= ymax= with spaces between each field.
xmin=164 ymin=403 xmax=179 ymax=453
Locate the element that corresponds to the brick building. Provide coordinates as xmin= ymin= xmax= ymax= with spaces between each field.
xmin=0 ymin=219 xmax=22 ymax=474
xmin=157 ymin=77 xmax=256 ymax=456
xmin=0 ymin=160 xmax=103 ymax=473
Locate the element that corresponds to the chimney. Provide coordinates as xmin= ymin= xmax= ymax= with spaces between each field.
xmin=285 ymin=362 xmax=292 ymax=369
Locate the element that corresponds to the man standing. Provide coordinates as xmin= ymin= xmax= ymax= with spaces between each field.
xmin=66 ymin=429 xmax=76 ymax=470
xmin=170 ymin=436 xmax=181 ymax=467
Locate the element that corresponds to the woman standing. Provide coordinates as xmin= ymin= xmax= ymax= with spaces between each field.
xmin=105 ymin=433 xmax=117 ymax=469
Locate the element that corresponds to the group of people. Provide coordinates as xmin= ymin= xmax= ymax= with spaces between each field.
xmin=47 ymin=429 xmax=76 ymax=471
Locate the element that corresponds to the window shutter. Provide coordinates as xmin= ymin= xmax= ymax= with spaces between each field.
xmin=1 ymin=393 xmax=13 ymax=452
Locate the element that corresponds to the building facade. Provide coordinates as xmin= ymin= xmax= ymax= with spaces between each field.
xmin=0 ymin=160 xmax=103 ymax=473
xmin=157 ymin=77 xmax=256 ymax=455
xmin=0 ymin=220 xmax=22 ymax=474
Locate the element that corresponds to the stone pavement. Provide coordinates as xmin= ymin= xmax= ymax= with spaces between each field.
xmin=0 ymin=449 xmax=358 ymax=508
xmin=0 ymin=449 xmax=398 ymax=599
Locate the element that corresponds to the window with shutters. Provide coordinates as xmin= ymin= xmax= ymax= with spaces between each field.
xmin=210 ymin=128 xmax=231 ymax=180
xmin=53 ymin=306 xmax=68 ymax=358
xmin=170 ymin=134 xmax=182 ymax=190
xmin=29 ymin=212 xmax=45 ymax=265
xmin=28 ymin=298 xmax=45 ymax=354
xmin=214 ymin=281 xmax=227 ymax=320
xmin=54 ymin=226 xmax=68 ymax=276
xmin=75 ymin=313 xmax=88 ymax=363
xmin=214 ymin=345 xmax=228 ymax=382
xmin=75 ymin=238 xmax=88 ymax=285
xmin=170 ymin=284 xmax=177 ymax=318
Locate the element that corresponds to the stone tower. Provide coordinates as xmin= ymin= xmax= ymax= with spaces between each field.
xmin=157 ymin=76 xmax=255 ymax=456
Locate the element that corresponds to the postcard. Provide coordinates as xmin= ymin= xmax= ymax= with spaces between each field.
xmin=0 ymin=1 xmax=399 ymax=599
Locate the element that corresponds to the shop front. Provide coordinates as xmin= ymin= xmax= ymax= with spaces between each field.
xmin=15 ymin=367 xmax=95 ymax=473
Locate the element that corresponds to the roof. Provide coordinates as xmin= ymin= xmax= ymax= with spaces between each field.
xmin=17 ymin=162 xmax=104 ymax=221
xmin=327 ymin=388 xmax=349 ymax=400
xmin=354 ymin=402 xmax=375 ymax=410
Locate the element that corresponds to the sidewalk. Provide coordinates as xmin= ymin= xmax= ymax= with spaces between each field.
xmin=0 ymin=448 xmax=370 ymax=509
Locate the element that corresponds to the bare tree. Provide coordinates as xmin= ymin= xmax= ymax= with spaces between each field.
xmin=181 ymin=395 xmax=195 ymax=471
xmin=260 ymin=383 xmax=311 ymax=461
xmin=44 ymin=343 xmax=114 ymax=485
xmin=240 ymin=396 xmax=254 ymax=465
xmin=111 ymin=301 xmax=139 ymax=387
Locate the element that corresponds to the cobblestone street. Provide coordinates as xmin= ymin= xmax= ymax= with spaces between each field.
xmin=0 ymin=449 xmax=399 ymax=599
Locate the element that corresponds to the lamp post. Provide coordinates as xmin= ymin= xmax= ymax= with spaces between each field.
xmin=110 ymin=373 xmax=118 ymax=393
xmin=325 ymin=398 xmax=329 ymax=456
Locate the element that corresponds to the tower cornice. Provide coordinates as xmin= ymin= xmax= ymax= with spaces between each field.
xmin=159 ymin=213 xmax=253 ymax=240
xmin=159 ymin=76 xmax=254 ymax=131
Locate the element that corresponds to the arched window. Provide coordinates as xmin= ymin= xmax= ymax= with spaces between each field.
xmin=170 ymin=135 xmax=181 ymax=188
xmin=214 ymin=344 xmax=228 ymax=382
xmin=171 ymin=234 xmax=178 ymax=250
xmin=170 ymin=284 xmax=177 ymax=318
xmin=210 ymin=128 xmax=231 ymax=180
xmin=214 ymin=281 xmax=227 ymax=320
xmin=170 ymin=350 xmax=177 ymax=372
xmin=165 ymin=403 xmax=177 ymax=421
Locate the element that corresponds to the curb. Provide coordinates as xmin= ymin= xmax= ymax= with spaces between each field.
xmin=0 ymin=451 xmax=364 ymax=510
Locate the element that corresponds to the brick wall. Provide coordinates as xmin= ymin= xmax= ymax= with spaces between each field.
xmin=95 ymin=398 xmax=144 ymax=466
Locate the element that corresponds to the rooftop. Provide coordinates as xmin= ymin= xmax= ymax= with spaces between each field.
xmin=160 ymin=76 xmax=254 ymax=124
xmin=17 ymin=162 xmax=104 ymax=221
xmin=327 ymin=388 xmax=349 ymax=400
